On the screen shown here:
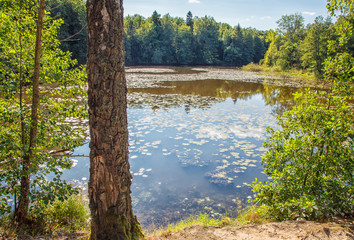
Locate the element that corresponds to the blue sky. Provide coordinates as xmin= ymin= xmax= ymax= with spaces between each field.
xmin=124 ymin=0 xmax=329 ymax=30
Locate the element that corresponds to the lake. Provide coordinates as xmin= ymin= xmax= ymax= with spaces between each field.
xmin=63 ymin=67 xmax=301 ymax=229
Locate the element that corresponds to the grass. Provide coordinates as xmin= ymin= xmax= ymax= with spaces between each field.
xmin=241 ymin=63 xmax=316 ymax=82
xmin=1 ymin=196 xmax=272 ymax=240
xmin=149 ymin=205 xmax=272 ymax=238
xmin=236 ymin=205 xmax=271 ymax=225
xmin=0 ymin=194 xmax=90 ymax=239
xmin=41 ymin=194 xmax=90 ymax=232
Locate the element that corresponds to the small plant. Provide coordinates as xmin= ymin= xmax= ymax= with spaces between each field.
xmin=153 ymin=212 xmax=233 ymax=236
xmin=0 ymin=194 xmax=90 ymax=237
xmin=33 ymin=194 xmax=90 ymax=233
xmin=241 ymin=62 xmax=262 ymax=72
xmin=46 ymin=194 xmax=90 ymax=231
xmin=236 ymin=205 xmax=270 ymax=225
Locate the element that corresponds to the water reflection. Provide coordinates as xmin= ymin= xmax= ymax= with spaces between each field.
xmin=67 ymin=78 xmax=300 ymax=229
xmin=129 ymin=80 xmax=299 ymax=115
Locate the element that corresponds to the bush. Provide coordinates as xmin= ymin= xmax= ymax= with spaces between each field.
xmin=39 ymin=194 xmax=90 ymax=232
xmin=252 ymin=90 xmax=353 ymax=221
xmin=241 ymin=62 xmax=262 ymax=72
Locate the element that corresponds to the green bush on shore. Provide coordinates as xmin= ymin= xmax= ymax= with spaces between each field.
xmin=0 ymin=194 xmax=90 ymax=237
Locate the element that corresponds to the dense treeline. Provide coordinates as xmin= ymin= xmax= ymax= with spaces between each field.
xmin=46 ymin=0 xmax=351 ymax=81
xmin=45 ymin=1 xmax=268 ymax=67
xmin=124 ymin=11 xmax=267 ymax=66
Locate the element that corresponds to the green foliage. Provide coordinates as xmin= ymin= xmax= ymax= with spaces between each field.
xmin=252 ymin=0 xmax=354 ymax=221
xmin=173 ymin=24 xmax=194 ymax=65
xmin=236 ymin=205 xmax=270 ymax=224
xmin=252 ymin=90 xmax=353 ymax=220
xmin=46 ymin=0 xmax=87 ymax=65
xmin=124 ymin=11 xmax=267 ymax=66
xmin=159 ymin=213 xmax=231 ymax=234
xmin=194 ymin=16 xmax=220 ymax=65
xmin=0 ymin=194 xmax=89 ymax=236
xmin=39 ymin=194 xmax=90 ymax=232
xmin=275 ymin=13 xmax=305 ymax=70
xmin=276 ymin=13 xmax=305 ymax=43
xmin=263 ymin=12 xmax=336 ymax=77
xmin=263 ymin=30 xmax=281 ymax=67
xmin=300 ymin=16 xmax=333 ymax=78
xmin=253 ymin=35 xmax=266 ymax=63
xmin=0 ymin=0 xmax=87 ymax=216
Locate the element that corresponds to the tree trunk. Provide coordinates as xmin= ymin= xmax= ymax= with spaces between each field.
xmin=15 ymin=0 xmax=45 ymax=223
xmin=86 ymin=0 xmax=143 ymax=239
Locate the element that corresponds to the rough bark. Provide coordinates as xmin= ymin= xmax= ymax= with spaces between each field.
xmin=86 ymin=0 xmax=143 ymax=239
xmin=15 ymin=0 xmax=45 ymax=223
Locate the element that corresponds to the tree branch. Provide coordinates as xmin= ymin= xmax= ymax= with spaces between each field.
xmin=60 ymin=24 xmax=87 ymax=42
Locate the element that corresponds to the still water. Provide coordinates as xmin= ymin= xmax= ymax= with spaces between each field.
xmin=63 ymin=77 xmax=299 ymax=228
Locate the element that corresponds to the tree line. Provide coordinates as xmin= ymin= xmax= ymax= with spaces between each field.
xmin=124 ymin=11 xmax=267 ymax=66
xmin=47 ymin=0 xmax=350 ymax=81
xmin=46 ymin=0 xmax=268 ymax=67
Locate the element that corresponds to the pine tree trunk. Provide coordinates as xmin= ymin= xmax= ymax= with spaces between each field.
xmin=86 ymin=0 xmax=143 ymax=239
xmin=15 ymin=0 xmax=45 ymax=223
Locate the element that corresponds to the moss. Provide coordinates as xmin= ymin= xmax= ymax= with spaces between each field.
xmin=90 ymin=209 xmax=144 ymax=240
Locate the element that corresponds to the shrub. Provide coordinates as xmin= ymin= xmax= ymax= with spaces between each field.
xmin=252 ymin=90 xmax=353 ymax=221
xmin=39 ymin=194 xmax=90 ymax=232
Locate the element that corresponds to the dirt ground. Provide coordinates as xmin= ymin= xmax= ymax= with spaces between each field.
xmin=147 ymin=220 xmax=354 ymax=240
xmin=4 ymin=220 xmax=352 ymax=239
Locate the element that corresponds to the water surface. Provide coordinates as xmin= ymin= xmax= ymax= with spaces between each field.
xmin=64 ymin=72 xmax=300 ymax=228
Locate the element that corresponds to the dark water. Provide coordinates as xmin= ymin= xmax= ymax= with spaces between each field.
xmin=63 ymin=79 xmax=299 ymax=228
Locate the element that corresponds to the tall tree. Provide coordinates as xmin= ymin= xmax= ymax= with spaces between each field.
xmin=194 ymin=16 xmax=220 ymax=65
xmin=160 ymin=14 xmax=176 ymax=64
xmin=86 ymin=0 xmax=143 ymax=239
xmin=186 ymin=11 xmax=194 ymax=33
xmin=174 ymin=23 xmax=194 ymax=65
xmin=276 ymin=13 xmax=305 ymax=43
xmin=300 ymin=16 xmax=333 ymax=78
xmin=14 ymin=0 xmax=46 ymax=223
xmin=276 ymin=13 xmax=305 ymax=69
xmin=253 ymin=35 xmax=265 ymax=63
xmin=0 ymin=0 xmax=87 ymax=221
xmin=151 ymin=10 xmax=161 ymax=26
xmin=242 ymin=33 xmax=255 ymax=65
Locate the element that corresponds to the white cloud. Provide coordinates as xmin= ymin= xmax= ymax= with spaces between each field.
xmin=260 ymin=16 xmax=272 ymax=20
xmin=189 ymin=0 xmax=201 ymax=3
xmin=245 ymin=16 xmax=256 ymax=22
xmin=302 ymin=11 xmax=316 ymax=16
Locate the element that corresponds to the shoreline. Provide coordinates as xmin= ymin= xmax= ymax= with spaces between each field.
xmin=126 ymin=66 xmax=329 ymax=90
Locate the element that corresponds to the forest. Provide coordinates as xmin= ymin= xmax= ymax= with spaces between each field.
xmin=0 ymin=0 xmax=353 ymax=239
xmin=47 ymin=0 xmax=342 ymax=80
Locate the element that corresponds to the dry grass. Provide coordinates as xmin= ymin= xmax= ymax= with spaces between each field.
xmin=241 ymin=63 xmax=316 ymax=82
xmin=148 ymin=206 xmax=271 ymax=239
